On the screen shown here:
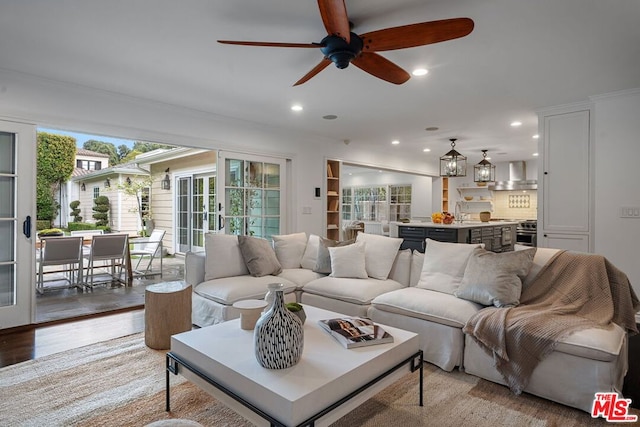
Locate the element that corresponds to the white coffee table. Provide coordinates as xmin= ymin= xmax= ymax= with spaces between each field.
xmin=166 ymin=306 xmax=422 ymax=427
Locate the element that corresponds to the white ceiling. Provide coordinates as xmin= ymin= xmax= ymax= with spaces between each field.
xmin=1 ymin=0 xmax=639 ymax=169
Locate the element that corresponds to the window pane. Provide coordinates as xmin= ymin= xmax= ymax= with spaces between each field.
xmin=226 ymin=159 xmax=244 ymax=187
xmin=264 ymin=163 xmax=280 ymax=188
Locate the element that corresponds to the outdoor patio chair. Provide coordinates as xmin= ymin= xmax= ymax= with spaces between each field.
xmin=130 ymin=229 xmax=165 ymax=277
xmin=84 ymin=234 xmax=129 ymax=289
xmin=71 ymin=229 xmax=105 ymax=256
xmin=37 ymin=236 xmax=84 ymax=294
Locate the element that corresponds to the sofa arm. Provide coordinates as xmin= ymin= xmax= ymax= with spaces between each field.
xmin=184 ymin=251 xmax=206 ymax=287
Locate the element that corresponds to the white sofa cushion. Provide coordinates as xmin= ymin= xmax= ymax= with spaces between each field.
xmin=303 ymin=276 xmax=404 ymax=305
xmin=315 ymin=237 xmax=355 ymax=274
xmin=204 ymin=234 xmax=249 ymax=281
xmin=522 ymin=247 xmax=561 ymax=287
xmin=355 ymin=232 xmax=403 ymax=280
xmin=194 ymin=275 xmax=297 ymax=305
xmin=410 ymin=251 xmax=424 ymax=287
xmin=388 ymin=249 xmax=411 ymax=287
xmin=416 ymin=239 xmax=482 ymax=294
xmin=277 ymin=268 xmax=325 ymax=288
xmin=455 ymin=247 xmax=536 ymax=307
xmin=272 ymin=232 xmax=307 ymax=269
xmin=300 ymin=234 xmax=320 ymax=270
xmin=329 ymin=241 xmax=368 ymax=279
xmin=555 ymin=323 xmax=625 ymax=361
xmin=371 ymin=287 xmax=483 ymax=328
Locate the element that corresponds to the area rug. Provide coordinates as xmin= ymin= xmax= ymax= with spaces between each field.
xmin=0 ymin=333 xmax=631 ymax=426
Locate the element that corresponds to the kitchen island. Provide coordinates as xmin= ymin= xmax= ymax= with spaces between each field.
xmin=389 ymin=221 xmax=518 ymax=253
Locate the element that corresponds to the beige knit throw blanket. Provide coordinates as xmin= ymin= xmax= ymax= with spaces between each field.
xmin=463 ymin=250 xmax=640 ymax=394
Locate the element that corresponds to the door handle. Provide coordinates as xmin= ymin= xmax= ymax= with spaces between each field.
xmin=218 ymin=215 xmax=225 ymax=230
xmin=23 ymin=215 xmax=31 ymax=238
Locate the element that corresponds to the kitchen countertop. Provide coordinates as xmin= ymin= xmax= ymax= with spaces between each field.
xmin=392 ymin=221 xmax=519 ymax=229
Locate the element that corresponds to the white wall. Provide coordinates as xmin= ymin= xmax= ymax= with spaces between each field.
xmin=0 ymin=69 xmax=437 ymax=239
xmin=592 ymin=89 xmax=640 ymax=295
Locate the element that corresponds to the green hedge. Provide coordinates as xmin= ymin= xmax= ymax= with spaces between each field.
xmin=36 ymin=220 xmax=52 ymax=231
xmin=67 ymin=222 xmax=98 ymax=232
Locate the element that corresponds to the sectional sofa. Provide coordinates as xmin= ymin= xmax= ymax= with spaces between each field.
xmin=184 ymin=231 xmax=639 ymax=413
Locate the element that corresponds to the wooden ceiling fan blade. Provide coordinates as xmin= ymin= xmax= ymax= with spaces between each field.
xmin=351 ymin=52 xmax=410 ymax=85
xmin=293 ymin=58 xmax=332 ymax=86
xmin=360 ymin=18 xmax=474 ymax=52
xmin=218 ymin=40 xmax=320 ymax=48
xmin=317 ymin=0 xmax=351 ymax=43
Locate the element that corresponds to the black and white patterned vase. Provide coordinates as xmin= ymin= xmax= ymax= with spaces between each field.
xmin=254 ymin=287 xmax=304 ymax=369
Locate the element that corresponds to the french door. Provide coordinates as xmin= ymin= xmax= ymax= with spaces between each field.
xmin=176 ymin=174 xmax=216 ymax=253
xmin=218 ymin=152 xmax=286 ymax=239
xmin=0 ymin=120 xmax=36 ymax=329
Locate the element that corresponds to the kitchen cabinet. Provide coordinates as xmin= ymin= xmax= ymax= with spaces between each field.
xmin=397 ymin=223 xmax=515 ymax=253
xmin=538 ymin=103 xmax=593 ymax=252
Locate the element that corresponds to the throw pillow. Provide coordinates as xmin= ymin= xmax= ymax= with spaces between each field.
xmin=328 ymin=241 xmax=368 ymax=279
xmin=313 ymin=237 xmax=355 ymax=274
xmin=388 ymin=248 xmax=412 ymax=286
xmin=204 ymin=233 xmax=249 ymax=281
xmin=409 ymin=250 xmax=425 ymax=287
xmin=238 ymin=235 xmax=282 ymax=277
xmin=300 ymin=234 xmax=320 ymax=270
xmin=272 ymin=232 xmax=307 ymax=269
xmin=455 ymin=247 xmax=536 ymax=307
xmin=416 ymin=239 xmax=482 ymax=294
xmin=355 ymin=232 xmax=403 ymax=280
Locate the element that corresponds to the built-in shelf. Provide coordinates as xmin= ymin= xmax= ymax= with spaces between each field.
xmin=326 ymin=160 xmax=341 ymax=240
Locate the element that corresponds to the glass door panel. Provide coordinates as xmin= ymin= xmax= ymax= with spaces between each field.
xmin=0 ymin=122 xmax=36 ymax=329
xmin=219 ymin=153 xmax=285 ymax=240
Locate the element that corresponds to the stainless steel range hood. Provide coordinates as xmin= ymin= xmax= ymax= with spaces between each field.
xmin=488 ymin=161 xmax=538 ymax=191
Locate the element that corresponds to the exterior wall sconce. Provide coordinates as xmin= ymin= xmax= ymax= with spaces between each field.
xmin=440 ymin=138 xmax=467 ymax=177
xmin=104 ymin=178 xmax=111 ymax=188
xmin=161 ymin=168 xmax=171 ymax=190
xmin=474 ymin=150 xmax=496 ymax=183
xmin=81 ymin=183 xmax=86 ymax=191
xmin=126 ymin=177 xmax=132 ymax=185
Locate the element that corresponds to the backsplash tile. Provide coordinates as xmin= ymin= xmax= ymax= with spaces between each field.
xmin=493 ymin=191 xmax=537 ymax=219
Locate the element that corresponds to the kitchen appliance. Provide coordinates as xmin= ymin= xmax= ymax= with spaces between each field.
xmin=516 ymin=220 xmax=537 ymax=247
xmin=488 ymin=161 xmax=537 ymax=191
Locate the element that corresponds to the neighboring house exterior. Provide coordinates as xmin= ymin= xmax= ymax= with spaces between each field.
xmin=56 ymin=149 xmax=110 ymax=228
xmin=70 ymin=161 xmax=150 ymax=235
xmin=67 ymin=146 xmax=215 ymax=255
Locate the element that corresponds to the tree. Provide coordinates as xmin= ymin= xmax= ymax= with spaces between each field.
xmin=69 ymin=200 xmax=82 ymax=222
xmin=83 ymin=140 xmax=119 ymax=165
xmin=132 ymin=141 xmax=176 ymax=152
xmin=117 ymin=144 xmax=131 ymax=162
xmin=36 ymin=132 xmax=76 ymax=225
xmin=117 ymin=175 xmax=154 ymax=225
xmin=92 ymin=195 xmax=110 ymax=227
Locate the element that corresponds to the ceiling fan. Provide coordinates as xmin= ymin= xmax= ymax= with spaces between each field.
xmin=218 ymin=0 xmax=474 ymax=86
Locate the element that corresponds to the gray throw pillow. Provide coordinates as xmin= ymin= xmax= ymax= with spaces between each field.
xmin=455 ymin=247 xmax=536 ymax=307
xmin=238 ymin=235 xmax=282 ymax=277
xmin=313 ymin=237 xmax=355 ymax=274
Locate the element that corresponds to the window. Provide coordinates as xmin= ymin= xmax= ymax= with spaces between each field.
xmin=93 ymin=187 xmax=100 ymax=199
xmin=341 ymin=184 xmax=411 ymax=222
xmin=140 ymin=187 xmax=150 ymax=219
xmin=76 ymin=160 xmax=102 ymax=170
xmin=224 ymin=158 xmax=282 ymax=240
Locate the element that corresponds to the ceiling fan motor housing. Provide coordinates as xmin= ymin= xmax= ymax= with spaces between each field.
xmin=320 ymin=32 xmax=363 ymax=69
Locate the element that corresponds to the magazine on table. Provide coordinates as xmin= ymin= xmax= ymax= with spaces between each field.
xmin=318 ymin=317 xmax=393 ymax=349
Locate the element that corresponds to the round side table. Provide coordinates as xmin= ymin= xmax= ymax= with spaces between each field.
xmin=233 ymin=299 xmax=268 ymax=330
xmin=145 ymin=281 xmax=192 ymax=349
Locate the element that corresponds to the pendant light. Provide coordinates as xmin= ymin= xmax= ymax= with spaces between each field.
xmin=474 ymin=150 xmax=495 ymax=183
xmin=440 ymin=138 xmax=467 ymax=177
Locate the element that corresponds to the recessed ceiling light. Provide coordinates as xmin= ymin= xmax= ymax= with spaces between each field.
xmin=412 ymin=68 xmax=428 ymax=76
xmin=391 ymin=140 xmax=400 ymax=145
xmin=423 ymin=148 xmax=431 ymax=152
xmin=323 ymin=114 xmax=337 ymax=120
xmin=533 ymin=152 xmax=539 ymax=157
xmin=425 ymin=127 xmax=439 ymax=131
xmin=510 ymin=121 xmax=522 ymax=127
xmin=291 ymin=104 xmax=303 ymax=112
xmin=532 ymin=134 xmax=539 ymax=139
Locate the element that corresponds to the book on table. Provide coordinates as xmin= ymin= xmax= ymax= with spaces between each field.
xmin=318 ymin=317 xmax=393 ymax=349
